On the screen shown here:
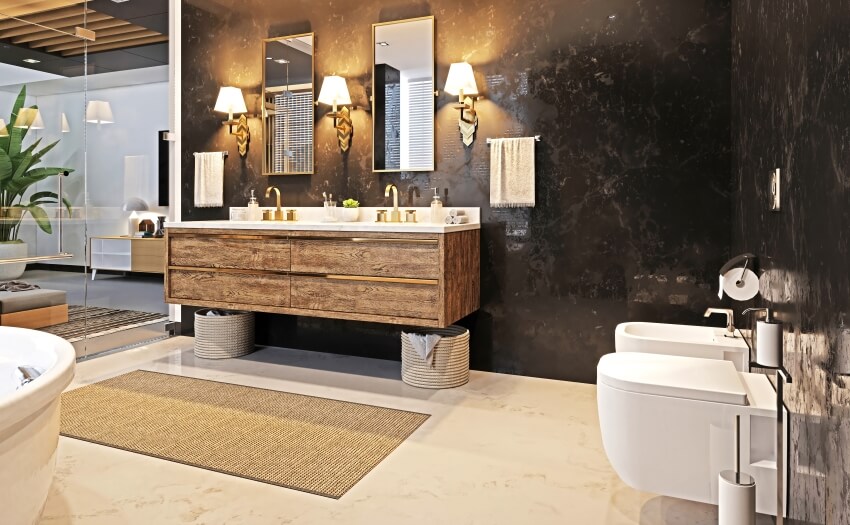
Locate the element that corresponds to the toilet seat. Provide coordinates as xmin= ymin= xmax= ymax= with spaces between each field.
xmin=597 ymin=352 xmax=748 ymax=406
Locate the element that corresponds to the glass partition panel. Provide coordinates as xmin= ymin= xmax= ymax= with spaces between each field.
xmin=0 ymin=3 xmax=172 ymax=358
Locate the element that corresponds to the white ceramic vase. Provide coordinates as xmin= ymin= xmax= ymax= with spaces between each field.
xmin=341 ymin=208 xmax=359 ymax=222
xmin=0 ymin=241 xmax=27 ymax=280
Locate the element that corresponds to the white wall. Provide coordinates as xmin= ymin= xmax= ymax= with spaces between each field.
xmin=11 ymin=79 xmax=169 ymax=265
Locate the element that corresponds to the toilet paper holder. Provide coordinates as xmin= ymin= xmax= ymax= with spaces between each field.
xmin=718 ymin=253 xmax=757 ymax=299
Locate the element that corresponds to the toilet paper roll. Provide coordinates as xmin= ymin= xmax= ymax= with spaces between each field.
xmin=756 ymin=320 xmax=782 ymax=367
xmin=721 ymin=268 xmax=760 ymax=301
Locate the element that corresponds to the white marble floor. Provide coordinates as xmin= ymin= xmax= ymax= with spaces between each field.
xmin=41 ymin=337 xmax=768 ymax=525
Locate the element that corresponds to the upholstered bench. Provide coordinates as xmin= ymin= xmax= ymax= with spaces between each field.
xmin=0 ymin=289 xmax=69 ymax=329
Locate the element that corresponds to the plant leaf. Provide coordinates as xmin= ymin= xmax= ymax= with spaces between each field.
xmin=23 ymin=203 xmax=51 ymax=234
xmin=0 ymin=149 xmax=12 ymax=185
xmin=28 ymin=190 xmax=59 ymax=201
xmin=12 ymin=152 xmax=32 ymax=180
xmin=30 ymin=139 xmax=59 ymax=166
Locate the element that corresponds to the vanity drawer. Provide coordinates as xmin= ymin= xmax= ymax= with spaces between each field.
xmin=169 ymin=235 xmax=290 ymax=271
xmin=290 ymin=275 xmax=439 ymax=320
xmin=290 ymin=238 xmax=439 ymax=279
xmin=169 ymin=269 xmax=290 ymax=307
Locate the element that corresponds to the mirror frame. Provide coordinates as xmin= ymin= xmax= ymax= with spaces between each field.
xmin=262 ymin=32 xmax=315 ymax=176
xmin=371 ymin=16 xmax=436 ymax=173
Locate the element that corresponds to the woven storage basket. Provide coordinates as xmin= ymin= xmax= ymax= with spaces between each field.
xmin=401 ymin=325 xmax=470 ymax=389
xmin=194 ymin=309 xmax=255 ymax=359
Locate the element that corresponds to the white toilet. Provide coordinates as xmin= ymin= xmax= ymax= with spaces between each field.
xmin=597 ymin=352 xmax=784 ymax=516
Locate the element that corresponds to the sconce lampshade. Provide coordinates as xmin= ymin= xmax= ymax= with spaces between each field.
xmin=214 ymin=87 xmax=248 ymax=116
xmin=317 ymin=76 xmax=352 ymax=106
xmin=0 ymin=119 xmax=8 ymax=137
xmin=444 ymin=62 xmax=479 ymax=96
xmin=13 ymin=107 xmax=45 ymax=130
xmin=85 ymin=100 xmax=114 ymax=124
xmin=61 ymin=112 xmax=70 ymax=133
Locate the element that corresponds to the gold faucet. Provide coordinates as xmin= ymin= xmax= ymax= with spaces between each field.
xmin=265 ymin=186 xmax=283 ymax=221
xmin=385 ymin=183 xmax=400 ymax=222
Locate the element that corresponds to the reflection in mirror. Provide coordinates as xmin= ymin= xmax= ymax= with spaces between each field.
xmin=372 ymin=17 xmax=434 ymax=172
xmin=263 ymin=33 xmax=314 ymax=175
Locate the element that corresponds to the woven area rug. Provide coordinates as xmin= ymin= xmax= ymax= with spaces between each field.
xmin=60 ymin=370 xmax=430 ymax=498
xmin=41 ymin=305 xmax=168 ymax=342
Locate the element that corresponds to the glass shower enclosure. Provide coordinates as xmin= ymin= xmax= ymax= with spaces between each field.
xmin=0 ymin=2 xmax=172 ymax=358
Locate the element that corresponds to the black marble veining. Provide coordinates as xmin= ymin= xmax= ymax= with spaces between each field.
xmin=181 ymin=0 xmax=732 ymax=383
xmin=732 ymin=1 xmax=850 ymax=522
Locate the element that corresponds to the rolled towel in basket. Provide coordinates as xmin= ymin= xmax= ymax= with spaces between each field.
xmin=403 ymin=332 xmax=442 ymax=367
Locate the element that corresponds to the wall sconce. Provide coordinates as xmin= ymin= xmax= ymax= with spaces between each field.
xmin=0 ymin=119 xmax=8 ymax=137
xmin=85 ymin=100 xmax=114 ymax=125
xmin=317 ymin=75 xmax=353 ymax=152
xmin=444 ymin=62 xmax=480 ymax=147
xmin=214 ymin=86 xmax=250 ymax=157
xmin=61 ymin=113 xmax=70 ymax=133
xmin=13 ymin=107 xmax=45 ymax=130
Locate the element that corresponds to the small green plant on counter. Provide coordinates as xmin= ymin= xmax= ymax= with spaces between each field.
xmin=342 ymin=198 xmax=360 ymax=208
xmin=0 ymin=85 xmax=73 ymax=243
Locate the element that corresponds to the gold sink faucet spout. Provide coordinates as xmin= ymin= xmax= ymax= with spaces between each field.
xmin=266 ymin=186 xmax=283 ymax=221
xmin=385 ymin=183 xmax=400 ymax=222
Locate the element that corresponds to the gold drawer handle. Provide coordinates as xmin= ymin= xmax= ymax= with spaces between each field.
xmin=173 ymin=234 xmax=289 ymax=241
xmin=294 ymin=236 xmax=437 ymax=244
xmin=349 ymin=238 xmax=437 ymax=244
xmin=324 ymin=274 xmax=438 ymax=285
xmin=169 ymin=266 xmax=289 ymax=276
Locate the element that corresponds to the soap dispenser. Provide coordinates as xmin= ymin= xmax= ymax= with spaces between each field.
xmin=743 ymin=308 xmax=783 ymax=367
xmin=247 ymin=190 xmax=261 ymax=221
xmin=430 ymin=187 xmax=443 ymax=224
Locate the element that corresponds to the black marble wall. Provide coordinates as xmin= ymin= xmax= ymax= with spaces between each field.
xmin=181 ymin=0 xmax=732 ymax=383
xmin=732 ymin=1 xmax=850 ymax=522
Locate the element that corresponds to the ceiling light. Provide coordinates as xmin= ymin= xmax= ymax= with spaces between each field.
xmin=376 ymin=41 xmax=390 ymax=47
xmin=110 ymin=0 xmax=130 ymax=3
xmin=23 ymin=58 xmax=40 ymax=64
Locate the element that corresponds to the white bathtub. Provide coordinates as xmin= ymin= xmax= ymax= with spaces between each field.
xmin=0 ymin=326 xmax=75 ymax=525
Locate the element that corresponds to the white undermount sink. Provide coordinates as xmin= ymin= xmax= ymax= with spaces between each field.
xmin=615 ymin=322 xmax=750 ymax=371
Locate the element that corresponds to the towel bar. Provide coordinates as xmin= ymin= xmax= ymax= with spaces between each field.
xmin=486 ymin=135 xmax=540 ymax=144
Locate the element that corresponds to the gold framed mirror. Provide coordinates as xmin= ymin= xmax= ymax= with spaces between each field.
xmin=372 ymin=16 xmax=435 ymax=172
xmin=262 ymin=33 xmax=315 ymax=175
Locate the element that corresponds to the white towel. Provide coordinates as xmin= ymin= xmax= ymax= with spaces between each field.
xmin=194 ymin=152 xmax=224 ymax=208
xmin=490 ymin=137 xmax=536 ymax=208
xmin=404 ymin=332 xmax=442 ymax=368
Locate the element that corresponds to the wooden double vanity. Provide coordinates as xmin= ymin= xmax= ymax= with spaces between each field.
xmin=165 ymin=218 xmax=480 ymax=328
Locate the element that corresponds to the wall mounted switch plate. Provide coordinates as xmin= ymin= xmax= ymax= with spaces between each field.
xmin=770 ymin=168 xmax=781 ymax=211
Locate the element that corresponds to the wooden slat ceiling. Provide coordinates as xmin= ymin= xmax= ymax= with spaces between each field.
xmin=0 ymin=0 xmax=167 ymax=57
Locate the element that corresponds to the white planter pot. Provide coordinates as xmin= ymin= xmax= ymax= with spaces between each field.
xmin=0 ymin=241 xmax=27 ymax=280
xmin=341 ymin=208 xmax=359 ymax=222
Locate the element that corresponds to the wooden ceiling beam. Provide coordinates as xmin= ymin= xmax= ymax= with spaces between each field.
xmin=0 ymin=5 xmax=89 ymax=31
xmin=28 ymin=22 xmax=148 ymax=48
xmin=13 ymin=18 xmax=128 ymax=44
xmin=51 ymin=29 xmax=162 ymax=53
xmin=1 ymin=12 xmax=109 ymax=39
xmin=62 ymin=34 xmax=168 ymax=56
xmin=0 ymin=0 xmax=84 ymax=20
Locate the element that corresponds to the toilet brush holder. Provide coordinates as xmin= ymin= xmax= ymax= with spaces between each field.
xmin=719 ymin=470 xmax=756 ymax=525
xmin=718 ymin=414 xmax=756 ymax=525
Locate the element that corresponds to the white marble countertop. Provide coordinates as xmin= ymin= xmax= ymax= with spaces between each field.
xmin=168 ymin=206 xmax=480 ymax=233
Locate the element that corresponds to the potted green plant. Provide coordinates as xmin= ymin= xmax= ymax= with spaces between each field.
xmin=341 ymin=198 xmax=359 ymax=222
xmin=0 ymin=85 xmax=73 ymax=279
